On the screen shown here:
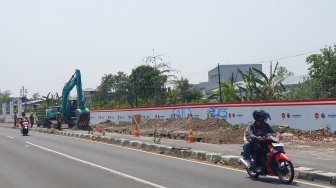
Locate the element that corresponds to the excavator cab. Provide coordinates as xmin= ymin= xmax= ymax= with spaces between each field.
xmin=65 ymin=98 xmax=90 ymax=129
xmin=60 ymin=69 xmax=91 ymax=130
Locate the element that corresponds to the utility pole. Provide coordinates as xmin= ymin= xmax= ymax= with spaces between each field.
xmin=218 ymin=63 xmax=223 ymax=102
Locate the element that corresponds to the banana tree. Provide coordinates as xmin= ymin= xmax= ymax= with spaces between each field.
xmin=252 ymin=62 xmax=286 ymax=100
xmin=209 ymin=73 xmax=241 ymax=102
xmin=237 ymin=68 xmax=262 ymax=101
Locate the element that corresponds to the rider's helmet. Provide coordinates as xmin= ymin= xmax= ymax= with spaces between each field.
xmin=21 ymin=112 xmax=25 ymax=116
xmin=252 ymin=109 xmax=266 ymax=121
xmin=57 ymin=112 xmax=60 ymax=114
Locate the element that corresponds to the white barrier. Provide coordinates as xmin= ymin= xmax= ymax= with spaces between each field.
xmin=1 ymin=99 xmax=335 ymax=131
xmin=90 ymin=99 xmax=336 ymax=131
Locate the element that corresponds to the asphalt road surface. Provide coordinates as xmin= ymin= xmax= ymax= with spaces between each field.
xmin=65 ymin=130 xmax=336 ymax=173
xmin=0 ymin=127 xmax=332 ymax=188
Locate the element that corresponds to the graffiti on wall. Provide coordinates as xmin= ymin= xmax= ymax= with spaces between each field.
xmin=206 ymin=107 xmax=228 ymax=119
xmin=171 ymin=107 xmax=193 ymax=118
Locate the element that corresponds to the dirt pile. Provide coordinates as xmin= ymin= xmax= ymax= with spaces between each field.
xmin=84 ymin=117 xmax=336 ymax=145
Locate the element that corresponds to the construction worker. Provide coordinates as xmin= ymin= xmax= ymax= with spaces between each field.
xmin=56 ymin=112 xmax=62 ymax=130
xmin=29 ymin=113 xmax=34 ymax=128
xmin=13 ymin=111 xmax=17 ymax=128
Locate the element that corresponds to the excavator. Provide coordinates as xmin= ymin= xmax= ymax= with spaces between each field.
xmin=37 ymin=69 xmax=90 ymax=130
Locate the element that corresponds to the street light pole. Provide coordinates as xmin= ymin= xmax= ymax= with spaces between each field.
xmin=20 ymin=86 xmax=28 ymax=97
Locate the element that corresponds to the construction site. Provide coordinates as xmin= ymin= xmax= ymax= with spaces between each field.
xmin=79 ymin=116 xmax=336 ymax=147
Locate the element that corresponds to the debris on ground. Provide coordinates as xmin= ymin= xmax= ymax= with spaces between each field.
xmin=76 ymin=117 xmax=336 ymax=146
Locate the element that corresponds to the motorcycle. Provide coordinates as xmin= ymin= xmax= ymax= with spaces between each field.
xmin=21 ymin=120 xmax=29 ymax=136
xmin=240 ymin=131 xmax=294 ymax=184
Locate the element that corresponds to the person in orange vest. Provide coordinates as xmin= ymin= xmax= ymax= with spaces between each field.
xmin=56 ymin=112 xmax=62 ymax=130
xmin=29 ymin=113 xmax=34 ymax=128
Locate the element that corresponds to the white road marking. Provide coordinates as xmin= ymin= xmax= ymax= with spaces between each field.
xmin=38 ymin=133 xmax=333 ymax=188
xmin=26 ymin=142 xmax=166 ymax=188
xmin=7 ymin=136 xmax=14 ymax=138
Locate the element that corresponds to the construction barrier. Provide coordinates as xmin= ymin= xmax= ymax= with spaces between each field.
xmin=132 ymin=114 xmax=141 ymax=125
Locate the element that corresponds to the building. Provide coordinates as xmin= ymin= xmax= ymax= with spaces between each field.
xmin=193 ymin=64 xmax=262 ymax=98
xmin=83 ymin=88 xmax=96 ymax=107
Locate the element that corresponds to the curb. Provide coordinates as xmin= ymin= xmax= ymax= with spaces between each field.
xmin=55 ymin=130 xmax=336 ymax=186
xmin=6 ymin=125 xmax=336 ymax=186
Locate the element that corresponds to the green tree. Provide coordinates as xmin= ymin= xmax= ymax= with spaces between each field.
xmin=276 ymin=66 xmax=294 ymax=77
xmin=237 ymin=68 xmax=260 ymax=101
xmin=166 ymin=86 xmax=179 ymax=105
xmin=94 ymin=71 xmax=131 ymax=108
xmin=173 ymin=77 xmax=191 ymax=103
xmin=0 ymin=90 xmax=12 ymax=104
xmin=186 ymin=87 xmax=204 ymax=103
xmin=31 ymin=93 xmax=41 ymax=100
xmin=129 ymin=65 xmax=167 ymax=106
xmin=253 ymin=62 xmax=286 ymax=100
xmin=42 ymin=92 xmax=52 ymax=106
xmin=209 ymin=73 xmax=241 ymax=102
xmin=306 ymin=45 xmax=336 ymax=98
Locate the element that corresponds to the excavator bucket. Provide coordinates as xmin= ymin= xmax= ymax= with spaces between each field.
xmin=75 ymin=108 xmax=91 ymax=130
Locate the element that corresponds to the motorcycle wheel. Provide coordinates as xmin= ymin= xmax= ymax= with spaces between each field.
xmin=246 ymin=158 xmax=259 ymax=179
xmin=247 ymin=167 xmax=259 ymax=179
xmin=277 ymin=160 xmax=294 ymax=184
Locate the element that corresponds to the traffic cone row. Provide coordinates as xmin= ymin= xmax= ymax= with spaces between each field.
xmin=188 ymin=126 xmax=194 ymax=142
xmin=134 ymin=124 xmax=139 ymax=137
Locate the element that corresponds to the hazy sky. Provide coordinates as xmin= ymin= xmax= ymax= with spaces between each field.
xmin=1 ymin=0 xmax=335 ymax=98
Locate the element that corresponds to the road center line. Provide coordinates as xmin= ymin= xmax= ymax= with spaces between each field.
xmin=26 ymin=142 xmax=166 ymax=188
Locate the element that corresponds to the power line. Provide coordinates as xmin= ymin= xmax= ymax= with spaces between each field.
xmin=186 ymin=43 xmax=336 ymax=79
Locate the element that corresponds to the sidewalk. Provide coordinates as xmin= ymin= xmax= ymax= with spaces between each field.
xmin=2 ymin=123 xmax=336 ymax=186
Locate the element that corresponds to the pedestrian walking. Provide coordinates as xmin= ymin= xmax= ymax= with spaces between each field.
xmin=13 ymin=111 xmax=17 ymax=128
xmin=29 ymin=113 xmax=34 ymax=128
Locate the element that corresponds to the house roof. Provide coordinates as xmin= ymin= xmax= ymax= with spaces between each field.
xmin=22 ymin=99 xmax=43 ymax=105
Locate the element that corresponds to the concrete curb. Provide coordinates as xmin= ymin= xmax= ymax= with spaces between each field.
xmin=8 ymin=126 xmax=336 ymax=186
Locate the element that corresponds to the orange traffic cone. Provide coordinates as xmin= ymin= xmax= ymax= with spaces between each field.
xmin=98 ymin=125 xmax=103 ymax=133
xmin=134 ymin=124 xmax=139 ymax=137
xmin=188 ymin=126 xmax=194 ymax=142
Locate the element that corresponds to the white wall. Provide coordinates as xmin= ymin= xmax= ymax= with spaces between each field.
xmin=2 ymin=99 xmax=335 ymax=131
xmin=90 ymin=99 xmax=336 ymax=131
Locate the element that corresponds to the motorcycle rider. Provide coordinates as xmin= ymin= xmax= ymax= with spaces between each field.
xmin=242 ymin=109 xmax=274 ymax=173
xmin=20 ymin=112 xmax=28 ymax=127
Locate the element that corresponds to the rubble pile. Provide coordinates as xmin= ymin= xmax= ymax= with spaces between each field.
xmin=86 ymin=118 xmax=336 ymax=145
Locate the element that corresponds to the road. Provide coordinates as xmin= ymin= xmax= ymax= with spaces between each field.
xmin=62 ymin=130 xmax=336 ymax=173
xmin=0 ymin=127 xmax=332 ymax=188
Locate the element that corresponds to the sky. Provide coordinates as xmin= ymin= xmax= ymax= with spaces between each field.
xmin=1 ymin=0 xmax=335 ymax=98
